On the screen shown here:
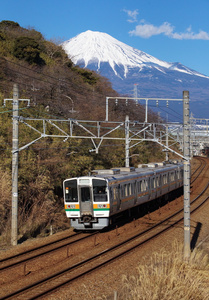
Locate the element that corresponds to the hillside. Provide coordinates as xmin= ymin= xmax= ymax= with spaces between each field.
xmin=0 ymin=21 xmax=118 ymax=120
xmin=0 ymin=21 xmax=166 ymax=245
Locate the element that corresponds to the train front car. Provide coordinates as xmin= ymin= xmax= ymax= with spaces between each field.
xmin=63 ymin=177 xmax=110 ymax=230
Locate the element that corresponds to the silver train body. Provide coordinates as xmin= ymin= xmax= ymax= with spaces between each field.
xmin=63 ymin=162 xmax=183 ymax=230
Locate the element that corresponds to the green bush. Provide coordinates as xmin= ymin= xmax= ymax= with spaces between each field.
xmin=13 ymin=36 xmax=45 ymax=65
xmin=0 ymin=20 xmax=20 ymax=29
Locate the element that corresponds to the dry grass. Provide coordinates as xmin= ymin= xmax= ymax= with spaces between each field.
xmin=0 ymin=167 xmax=11 ymax=244
xmin=116 ymin=241 xmax=209 ymax=300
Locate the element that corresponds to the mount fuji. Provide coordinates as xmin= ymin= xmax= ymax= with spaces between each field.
xmin=62 ymin=30 xmax=209 ymax=118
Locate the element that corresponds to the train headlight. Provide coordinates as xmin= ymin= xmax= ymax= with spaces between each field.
xmin=67 ymin=205 xmax=75 ymax=209
xmin=98 ymin=204 xmax=107 ymax=208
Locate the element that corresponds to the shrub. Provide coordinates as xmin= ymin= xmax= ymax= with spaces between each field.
xmin=0 ymin=20 xmax=20 ymax=30
xmin=13 ymin=36 xmax=45 ymax=65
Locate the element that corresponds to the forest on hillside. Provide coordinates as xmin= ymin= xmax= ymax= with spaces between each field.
xmin=0 ymin=21 xmax=167 ymax=244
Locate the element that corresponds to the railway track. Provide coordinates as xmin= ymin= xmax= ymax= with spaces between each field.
xmin=0 ymin=231 xmax=101 ymax=279
xmin=0 ymin=157 xmax=208 ymax=299
xmin=191 ymin=156 xmax=206 ymax=182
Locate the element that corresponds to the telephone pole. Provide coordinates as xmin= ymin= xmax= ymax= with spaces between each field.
xmin=11 ymin=84 xmax=19 ymax=245
xmin=125 ymin=115 xmax=130 ymax=167
xmin=4 ymin=84 xmax=30 ymax=245
xmin=183 ymin=90 xmax=191 ymax=259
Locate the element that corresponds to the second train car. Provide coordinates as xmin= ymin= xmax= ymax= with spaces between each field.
xmin=63 ymin=161 xmax=183 ymax=230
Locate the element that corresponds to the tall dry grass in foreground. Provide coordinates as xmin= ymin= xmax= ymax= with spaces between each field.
xmin=117 ymin=242 xmax=209 ymax=300
xmin=0 ymin=167 xmax=11 ymax=243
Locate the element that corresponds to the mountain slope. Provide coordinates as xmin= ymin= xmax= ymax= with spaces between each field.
xmin=62 ymin=30 xmax=209 ymax=118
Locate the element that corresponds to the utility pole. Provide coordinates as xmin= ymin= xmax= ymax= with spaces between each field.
xmin=183 ymin=90 xmax=191 ymax=259
xmin=166 ymin=124 xmax=169 ymax=161
xmin=11 ymin=84 xmax=19 ymax=246
xmin=4 ymin=84 xmax=30 ymax=246
xmin=125 ymin=115 xmax=130 ymax=167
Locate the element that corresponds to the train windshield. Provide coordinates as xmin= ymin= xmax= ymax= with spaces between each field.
xmin=93 ymin=179 xmax=107 ymax=202
xmin=64 ymin=179 xmax=78 ymax=202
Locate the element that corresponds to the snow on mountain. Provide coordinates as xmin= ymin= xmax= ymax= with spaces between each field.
xmin=62 ymin=30 xmax=209 ymax=118
xmin=62 ymin=30 xmax=208 ymax=79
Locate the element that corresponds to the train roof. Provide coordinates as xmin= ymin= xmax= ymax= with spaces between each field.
xmin=63 ymin=161 xmax=183 ymax=184
xmin=90 ymin=161 xmax=183 ymax=182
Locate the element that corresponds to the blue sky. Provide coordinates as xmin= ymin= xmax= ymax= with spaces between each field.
xmin=1 ymin=0 xmax=209 ymax=76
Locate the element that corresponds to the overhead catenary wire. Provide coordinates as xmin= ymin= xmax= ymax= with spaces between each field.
xmin=0 ymin=56 xmax=96 ymax=93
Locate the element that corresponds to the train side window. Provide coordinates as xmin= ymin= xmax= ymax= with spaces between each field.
xmin=158 ymin=175 xmax=161 ymax=186
xmin=138 ymin=181 xmax=142 ymax=192
xmin=124 ymin=185 xmax=126 ymax=196
xmin=128 ymin=184 xmax=131 ymax=196
xmin=120 ymin=185 xmax=124 ymax=198
xmin=147 ymin=179 xmax=149 ymax=190
xmin=156 ymin=176 xmax=159 ymax=187
xmin=143 ymin=180 xmax=146 ymax=191
xmin=163 ymin=174 xmax=167 ymax=184
xmin=143 ymin=180 xmax=145 ymax=192
xmin=110 ymin=188 xmax=113 ymax=200
xmin=93 ymin=179 xmax=107 ymax=202
xmin=125 ymin=184 xmax=128 ymax=196
xmin=113 ymin=187 xmax=117 ymax=201
xmin=171 ymin=172 xmax=175 ymax=181
xmin=141 ymin=181 xmax=144 ymax=192
xmin=64 ymin=179 xmax=78 ymax=202
xmin=131 ymin=183 xmax=135 ymax=195
xmin=176 ymin=170 xmax=178 ymax=179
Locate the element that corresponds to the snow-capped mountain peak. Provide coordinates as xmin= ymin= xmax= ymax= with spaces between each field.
xmin=62 ymin=30 xmax=208 ymax=79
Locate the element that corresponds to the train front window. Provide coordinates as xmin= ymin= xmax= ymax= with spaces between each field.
xmin=64 ymin=179 xmax=78 ymax=202
xmin=93 ymin=179 xmax=107 ymax=202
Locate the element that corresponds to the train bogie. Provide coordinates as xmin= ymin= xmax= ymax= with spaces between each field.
xmin=70 ymin=217 xmax=109 ymax=230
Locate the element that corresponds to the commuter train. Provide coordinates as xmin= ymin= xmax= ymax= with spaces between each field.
xmin=63 ymin=161 xmax=184 ymax=230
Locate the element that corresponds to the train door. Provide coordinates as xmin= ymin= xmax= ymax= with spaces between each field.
xmin=150 ymin=177 xmax=156 ymax=200
xmin=116 ymin=184 xmax=121 ymax=210
xmin=134 ymin=181 xmax=137 ymax=204
xmin=78 ymin=185 xmax=93 ymax=219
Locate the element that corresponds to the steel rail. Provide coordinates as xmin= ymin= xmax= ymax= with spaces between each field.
xmin=0 ymin=231 xmax=98 ymax=272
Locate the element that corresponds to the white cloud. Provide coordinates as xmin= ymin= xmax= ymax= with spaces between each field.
xmin=123 ymin=9 xmax=139 ymax=23
xmin=129 ymin=22 xmax=173 ymax=38
xmin=129 ymin=21 xmax=209 ymax=40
